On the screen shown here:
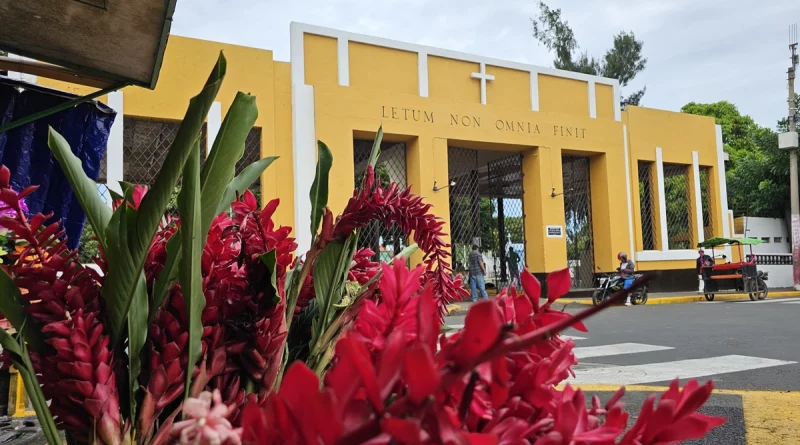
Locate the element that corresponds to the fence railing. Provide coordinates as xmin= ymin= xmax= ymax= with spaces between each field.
xmin=746 ymin=254 xmax=793 ymax=266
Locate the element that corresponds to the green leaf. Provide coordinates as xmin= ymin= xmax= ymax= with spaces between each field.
xmin=178 ymin=144 xmax=205 ymax=398
xmin=200 ymin=92 xmax=259 ymax=236
xmin=102 ymin=53 xmax=225 ymax=344
xmin=102 ymin=193 xmax=138 ymax=344
xmin=311 ymin=234 xmax=358 ymax=346
xmin=0 ymin=268 xmax=42 ymax=352
xmin=126 ymin=274 xmax=148 ymax=420
xmin=47 ymin=129 xmax=112 ymax=250
xmin=150 ymin=233 xmax=181 ymax=323
xmin=216 ymin=157 xmax=278 ymax=215
xmin=0 ymin=330 xmax=60 ymax=445
xmin=367 ymin=126 xmax=384 ymax=168
xmin=309 ymin=141 xmax=333 ymax=236
xmin=258 ymin=249 xmax=280 ymax=305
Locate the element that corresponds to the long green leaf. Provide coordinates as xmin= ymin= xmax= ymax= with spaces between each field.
xmin=150 ymin=233 xmax=181 ymax=322
xmin=103 ymin=194 xmax=138 ymax=345
xmin=367 ymin=126 xmax=384 ymax=168
xmin=258 ymin=249 xmax=280 ymax=305
xmin=102 ymin=53 xmax=226 ymax=344
xmin=309 ymin=141 xmax=333 ymax=237
xmin=215 ymin=157 xmax=278 ymax=215
xmin=178 ymin=145 xmax=205 ymax=398
xmin=47 ymin=129 xmax=112 ymax=250
xmin=0 ymin=330 xmax=60 ymax=445
xmin=311 ymin=234 xmax=358 ymax=347
xmin=0 ymin=268 xmax=42 ymax=352
xmin=127 ymin=274 xmax=148 ymax=419
xmin=200 ymin=92 xmax=258 ymax=235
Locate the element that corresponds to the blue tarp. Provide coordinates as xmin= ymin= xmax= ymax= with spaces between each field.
xmin=0 ymin=78 xmax=116 ymax=249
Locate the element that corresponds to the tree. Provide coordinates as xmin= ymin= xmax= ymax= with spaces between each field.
xmin=682 ymin=101 xmax=791 ymax=218
xmin=531 ymin=1 xmax=647 ymax=107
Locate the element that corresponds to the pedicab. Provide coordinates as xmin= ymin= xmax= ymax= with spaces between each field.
xmin=698 ymin=237 xmax=769 ymax=301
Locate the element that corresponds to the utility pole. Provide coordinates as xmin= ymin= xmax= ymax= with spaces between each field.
xmin=779 ymin=24 xmax=800 ymax=290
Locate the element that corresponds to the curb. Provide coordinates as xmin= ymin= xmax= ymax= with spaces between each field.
xmin=557 ymin=291 xmax=800 ymax=306
xmin=445 ymin=291 xmax=800 ymax=314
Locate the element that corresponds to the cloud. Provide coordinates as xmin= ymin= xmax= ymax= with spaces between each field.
xmin=172 ymin=0 xmax=797 ymax=128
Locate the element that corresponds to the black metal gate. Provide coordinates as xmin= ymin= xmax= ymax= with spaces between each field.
xmin=562 ymin=156 xmax=594 ymax=289
xmin=485 ymin=154 xmax=525 ymax=288
xmin=353 ymin=139 xmax=408 ymax=262
xmin=447 ymin=147 xmax=481 ymax=275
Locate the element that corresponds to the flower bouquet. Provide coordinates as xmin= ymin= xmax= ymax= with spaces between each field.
xmin=0 ymin=54 xmax=724 ymax=445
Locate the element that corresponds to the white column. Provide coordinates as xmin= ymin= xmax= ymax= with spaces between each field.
xmin=529 ymin=71 xmax=539 ymax=111
xmin=106 ymin=92 xmax=124 ymax=200
xmin=692 ymin=151 xmax=704 ymax=243
xmin=613 ymin=81 xmax=622 ymax=122
xmin=206 ymin=101 xmax=222 ymax=155
xmin=623 ymin=125 xmax=635 ymax=257
xmin=655 ymin=147 xmax=669 ymax=250
xmin=588 ymin=81 xmax=597 ymax=118
xmin=337 ymin=38 xmax=350 ymax=87
xmin=291 ymin=85 xmax=316 ymax=254
xmin=418 ymin=52 xmax=428 ymax=98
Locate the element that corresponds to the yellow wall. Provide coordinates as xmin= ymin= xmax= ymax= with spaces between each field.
xmin=486 ymin=66 xmax=531 ymax=110
xmin=595 ymin=84 xmax=615 ymax=120
xmin=349 ymin=42 xmax=418 ymax=95
xmin=538 ymin=74 xmax=589 ymax=117
xmin=427 ymin=56 xmax=480 ymax=103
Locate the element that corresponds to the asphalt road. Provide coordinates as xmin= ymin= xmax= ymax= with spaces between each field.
xmin=444 ymin=297 xmax=800 ymax=444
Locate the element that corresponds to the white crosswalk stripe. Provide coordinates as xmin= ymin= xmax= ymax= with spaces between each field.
xmin=570 ymin=355 xmax=795 ymax=385
xmin=702 ymin=297 xmax=800 ymax=304
xmin=573 ymin=343 xmax=673 ymax=359
xmin=440 ymin=323 xmax=796 ymax=385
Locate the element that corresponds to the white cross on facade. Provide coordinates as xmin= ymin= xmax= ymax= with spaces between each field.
xmin=471 ymin=62 xmax=495 ymax=105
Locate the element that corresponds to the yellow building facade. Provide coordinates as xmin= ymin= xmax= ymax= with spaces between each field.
xmin=30 ymin=23 xmax=735 ymax=293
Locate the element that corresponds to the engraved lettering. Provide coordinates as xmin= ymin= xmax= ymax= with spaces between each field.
xmin=424 ymin=111 xmax=434 ymax=123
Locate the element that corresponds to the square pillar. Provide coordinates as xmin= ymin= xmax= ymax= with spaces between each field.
xmin=689 ymin=152 xmax=704 ymax=245
xmin=589 ymin=152 xmax=631 ymax=271
xmin=406 ymin=136 xmax=450 ymax=267
xmin=522 ymin=146 xmax=566 ymax=272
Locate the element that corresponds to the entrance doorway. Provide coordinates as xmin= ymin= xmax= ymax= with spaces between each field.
xmin=562 ymin=155 xmax=595 ymax=290
xmin=353 ymin=139 xmax=408 ymax=262
xmin=448 ymin=146 xmax=525 ymax=290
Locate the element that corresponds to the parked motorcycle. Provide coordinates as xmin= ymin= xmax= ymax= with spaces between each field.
xmin=591 ymin=272 xmax=648 ymax=306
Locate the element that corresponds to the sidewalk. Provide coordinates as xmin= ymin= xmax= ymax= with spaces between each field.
xmin=446 ymin=289 xmax=800 ymax=315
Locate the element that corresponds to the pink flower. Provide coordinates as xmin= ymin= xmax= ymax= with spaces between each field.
xmin=172 ymin=390 xmax=243 ymax=445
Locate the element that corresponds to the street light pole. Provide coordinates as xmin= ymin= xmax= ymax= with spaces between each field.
xmin=780 ymin=25 xmax=800 ymax=289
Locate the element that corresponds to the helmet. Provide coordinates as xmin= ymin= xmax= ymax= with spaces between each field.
xmin=617 ymin=252 xmax=628 ymax=261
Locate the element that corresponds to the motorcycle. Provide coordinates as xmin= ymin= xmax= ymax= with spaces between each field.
xmin=592 ymin=272 xmax=648 ymax=306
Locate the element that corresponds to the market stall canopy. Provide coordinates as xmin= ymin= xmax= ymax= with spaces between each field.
xmin=0 ymin=0 xmax=176 ymax=89
xmin=698 ymin=237 xmax=764 ymax=248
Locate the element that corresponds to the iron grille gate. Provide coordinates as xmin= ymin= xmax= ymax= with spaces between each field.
xmin=448 ymin=147 xmax=480 ymax=275
xmin=663 ymin=163 xmax=693 ymax=249
xmin=562 ymin=156 xmax=594 ymax=290
xmin=123 ymin=117 xmax=208 ymax=216
xmin=485 ymin=154 xmax=525 ymax=289
xmin=638 ymin=161 xmax=657 ymax=250
xmin=699 ymin=167 xmax=713 ymax=241
xmin=353 ymin=139 xmax=408 ymax=262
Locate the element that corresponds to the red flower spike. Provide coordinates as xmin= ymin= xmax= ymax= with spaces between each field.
xmin=520 ymin=270 xmax=541 ymax=311
xmin=447 ymin=300 xmax=504 ymax=367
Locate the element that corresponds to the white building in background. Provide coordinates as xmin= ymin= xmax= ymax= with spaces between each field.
xmin=735 ymin=217 xmax=790 ymax=254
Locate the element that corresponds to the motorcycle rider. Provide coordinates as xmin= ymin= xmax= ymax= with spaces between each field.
xmin=617 ymin=252 xmax=635 ymax=306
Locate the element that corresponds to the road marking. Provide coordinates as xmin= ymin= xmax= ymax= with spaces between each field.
xmin=562 ymin=335 xmax=586 ymax=341
xmin=573 ymin=343 xmax=674 ymax=359
xmin=736 ymin=297 xmax=800 ymax=304
xmin=569 ymin=355 xmax=796 ymax=385
xmin=779 ymin=301 xmax=800 ymax=304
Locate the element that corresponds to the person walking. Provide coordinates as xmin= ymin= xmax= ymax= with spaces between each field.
xmin=507 ymin=246 xmax=521 ymax=288
xmin=617 ymin=252 xmax=636 ymax=306
xmin=468 ymin=244 xmax=489 ymax=301
xmin=696 ymin=249 xmax=713 ymax=293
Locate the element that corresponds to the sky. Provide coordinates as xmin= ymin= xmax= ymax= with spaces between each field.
xmin=172 ymin=0 xmax=798 ymax=129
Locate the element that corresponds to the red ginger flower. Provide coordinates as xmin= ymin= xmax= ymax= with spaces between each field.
xmin=37 ymin=310 xmax=121 ymax=445
xmin=327 ymin=164 xmax=468 ymax=319
xmin=240 ymin=261 xmax=722 ymax=445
